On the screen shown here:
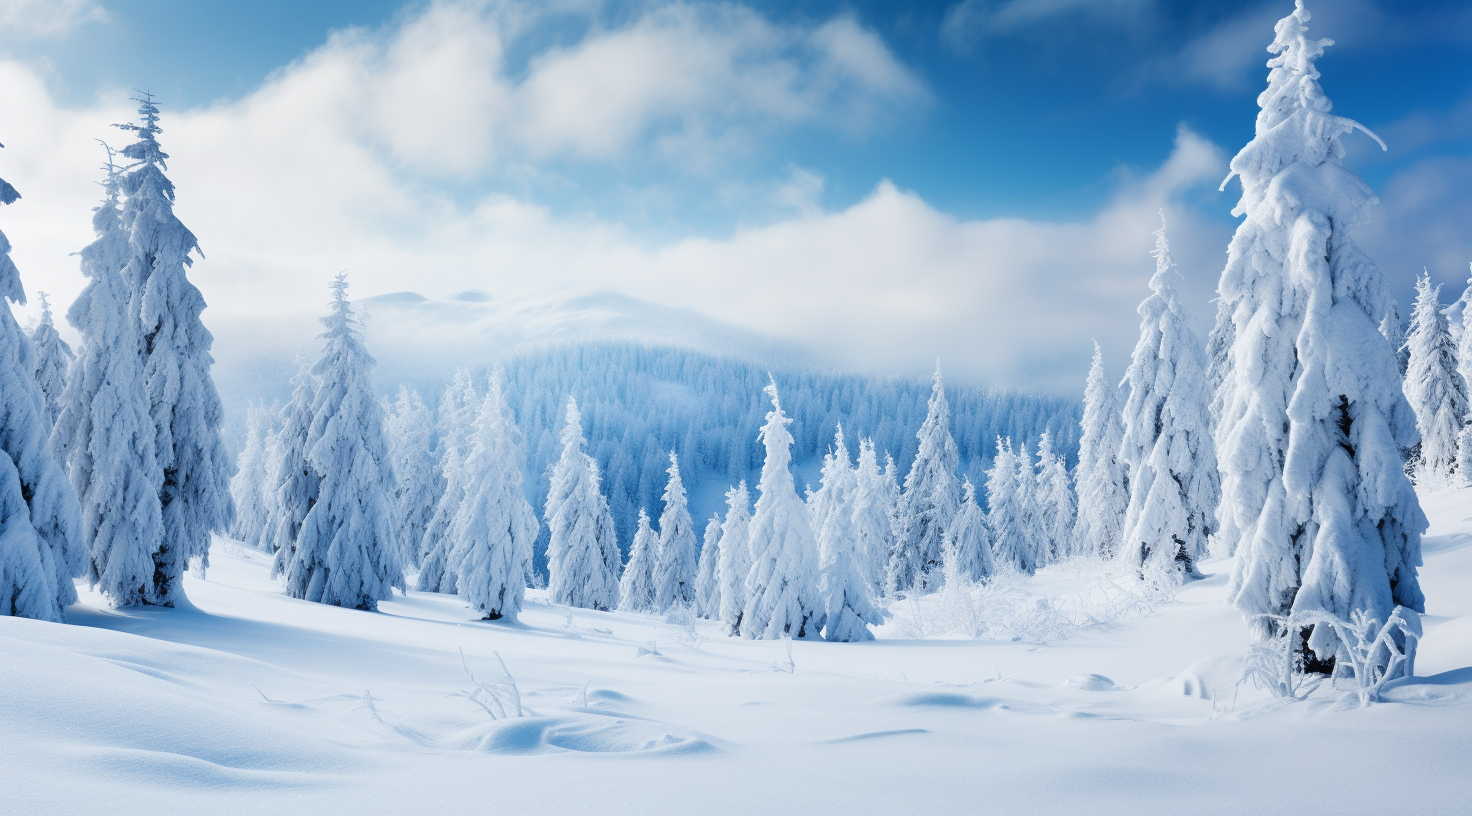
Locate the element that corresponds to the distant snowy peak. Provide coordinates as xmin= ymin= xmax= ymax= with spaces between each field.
xmin=359 ymin=287 xmax=809 ymax=379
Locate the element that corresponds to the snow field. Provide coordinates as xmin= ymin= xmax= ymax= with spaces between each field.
xmin=6 ymin=487 xmax=1472 ymax=814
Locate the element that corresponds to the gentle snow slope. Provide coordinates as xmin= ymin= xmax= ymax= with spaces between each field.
xmin=6 ymin=489 xmax=1472 ymax=813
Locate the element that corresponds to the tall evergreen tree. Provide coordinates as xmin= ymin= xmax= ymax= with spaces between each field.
xmin=417 ymin=369 xmax=476 ymax=592
xmin=695 ymin=513 xmax=722 ymax=618
xmin=888 ymin=365 xmax=961 ymax=593
xmin=384 ymin=387 xmax=439 ymax=570
xmin=56 ymin=157 xmax=160 ymax=610
xmin=281 ymin=275 xmax=400 ymax=610
xmin=545 ymin=397 xmax=620 ymax=611
xmin=114 ymin=94 xmax=234 ymax=605
xmin=450 ymin=371 xmax=537 ymax=621
xmin=1404 ymin=272 xmax=1467 ymax=486
xmin=267 ymin=354 xmax=318 ymax=569
xmin=851 ymin=438 xmax=895 ymax=597
xmin=1120 ymin=217 xmax=1218 ymax=581
xmin=814 ymin=426 xmax=877 ymax=642
xmin=743 ymin=381 xmax=824 ymax=639
xmin=28 ymin=292 xmax=72 ymax=429
xmin=618 ymin=508 xmax=658 ymax=613
xmin=1034 ymin=430 xmax=1076 ymax=562
xmin=1072 ymin=342 xmax=1129 ymax=558
xmin=652 ymin=452 xmax=697 ymax=611
xmin=1015 ymin=440 xmax=1047 ymax=567
xmin=1216 ymin=2 xmax=1424 ymax=663
xmin=986 ymin=438 xmax=1035 ymax=575
xmin=716 ymin=482 xmax=752 ymax=635
xmin=944 ymin=478 xmax=994 ymax=582
xmin=228 ymin=403 xmax=272 ymax=549
xmin=0 ymin=143 xmax=83 ymax=620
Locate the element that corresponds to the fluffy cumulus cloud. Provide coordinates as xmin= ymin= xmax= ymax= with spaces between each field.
xmin=0 ymin=0 xmax=1464 ymax=399
xmin=0 ymin=0 xmax=105 ymax=40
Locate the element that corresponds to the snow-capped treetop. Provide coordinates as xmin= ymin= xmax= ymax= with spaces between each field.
xmin=1381 ymin=299 xmax=1409 ymax=377
xmin=1457 ymin=264 xmax=1472 ymax=396
xmin=29 ymin=292 xmax=73 ymax=427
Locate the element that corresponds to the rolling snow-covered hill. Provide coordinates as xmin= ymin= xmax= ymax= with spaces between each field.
xmin=6 ymin=486 xmax=1472 ymax=814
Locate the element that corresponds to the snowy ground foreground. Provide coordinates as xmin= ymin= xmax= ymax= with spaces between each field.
xmin=6 ymin=493 xmax=1472 ymax=813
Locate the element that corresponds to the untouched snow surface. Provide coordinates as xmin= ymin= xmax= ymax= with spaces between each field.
xmin=7 ymin=489 xmax=1472 ymax=813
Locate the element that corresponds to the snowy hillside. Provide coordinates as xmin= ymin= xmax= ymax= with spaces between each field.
xmin=6 ymin=486 xmax=1472 ymax=813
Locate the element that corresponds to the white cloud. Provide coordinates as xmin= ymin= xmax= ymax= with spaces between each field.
xmin=941 ymin=0 xmax=1155 ymax=54
xmin=0 ymin=0 xmax=104 ymax=40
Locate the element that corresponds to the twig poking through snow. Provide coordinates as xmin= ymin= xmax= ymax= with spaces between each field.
xmin=450 ymin=648 xmax=524 ymax=720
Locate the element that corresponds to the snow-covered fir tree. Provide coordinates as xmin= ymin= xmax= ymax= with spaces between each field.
xmin=888 ymin=365 xmax=961 ymax=593
xmin=743 ymin=381 xmax=824 ymax=639
xmin=1216 ymin=2 xmax=1424 ymax=663
xmin=1034 ymin=430 xmax=1076 ymax=561
xmin=114 ymin=94 xmax=233 ymax=605
xmin=716 ymin=482 xmax=752 ymax=635
xmin=1205 ymin=296 xmax=1235 ymax=415
xmin=1404 ymin=272 xmax=1467 ymax=486
xmin=850 ymin=438 xmax=896 ymax=597
xmin=986 ymin=438 xmax=1036 ymax=575
xmin=449 ymin=370 xmax=537 ymax=621
xmin=618 ymin=508 xmax=658 ymax=613
xmin=1015 ymin=440 xmax=1047 ymax=567
xmin=0 ymin=145 xmax=82 ymax=620
xmin=267 ymin=353 xmax=318 ymax=569
xmin=28 ymin=292 xmax=72 ymax=429
xmin=1458 ymin=265 xmax=1472 ymax=391
xmin=652 ymin=452 xmax=698 ymax=611
xmin=1119 ymin=217 xmax=1218 ymax=582
xmin=944 ymin=478 xmax=994 ymax=582
xmin=384 ymin=387 xmax=439 ymax=571
xmin=1380 ymin=299 xmax=1409 ymax=378
xmin=544 ymin=397 xmax=620 ymax=611
xmin=54 ymin=157 xmax=160 ymax=610
xmin=228 ymin=403 xmax=272 ymax=550
xmin=814 ymin=426 xmax=878 ymax=642
xmin=281 ymin=275 xmax=400 ymax=610
xmin=695 ymin=514 xmax=722 ymax=618
xmin=416 ymin=369 xmax=476 ymax=593
xmin=1072 ymin=342 xmax=1129 ymax=559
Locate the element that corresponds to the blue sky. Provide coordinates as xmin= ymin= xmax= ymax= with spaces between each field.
xmin=1 ymin=0 xmax=1470 ymax=391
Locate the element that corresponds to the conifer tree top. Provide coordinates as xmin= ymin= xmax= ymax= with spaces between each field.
xmin=114 ymin=92 xmax=169 ymax=171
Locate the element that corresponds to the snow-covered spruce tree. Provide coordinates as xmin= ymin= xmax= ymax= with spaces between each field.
xmin=449 ymin=370 xmax=537 ymax=621
xmin=1205 ymin=296 xmax=1235 ymax=414
xmin=695 ymin=514 xmax=722 ymax=618
xmin=743 ymin=381 xmax=824 ymax=639
xmin=281 ymin=275 xmax=401 ymax=610
xmin=544 ymin=397 xmax=620 ymax=611
xmin=1072 ymin=342 xmax=1129 ymax=559
xmin=851 ymin=438 xmax=896 ymax=597
xmin=1217 ymin=2 xmax=1424 ymax=664
xmin=114 ymin=94 xmax=234 ymax=605
xmin=416 ymin=369 xmax=476 ymax=593
xmin=944 ymin=478 xmax=994 ymax=582
xmin=618 ymin=508 xmax=658 ymax=613
xmin=29 ymin=292 xmax=72 ymax=429
xmin=888 ymin=365 xmax=961 ymax=593
xmin=1380 ymin=299 xmax=1408 ymax=378
xmin=267 ymin=354 xmax=318 ymax=568
xmin=652 ymin=452 xmax=697 ymax=612
xmin=986 ymin=438 xmax=1036 ymax=575
xmin=1034 ymin=430 xmax=1077 ymax=562
xmin=1119 ymin=216 xmax=1218 ymax=582
xmin=227 ymin=403 xmax=271 ymax=549
xmin=0 ymin=145 xmax=82 ymax=620
xmin=716 ymin=482 xmax=752 ymax=634
xmin=54 ymin=157 xmax=160 ymax=610
xmin=384 ymin=386 xmax=439 ymax=571
xmin=1403 ymin=273 xmax=1467 ymax=486
xmin=1015 ymin=441 xmax=1047 ymax=567
xmin=815 ymin=427 xmax=878 ymax=642
xmin=1458 ymin=265 xmax=1472 ymax=391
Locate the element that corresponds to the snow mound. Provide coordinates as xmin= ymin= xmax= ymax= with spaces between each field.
xmin=450 ymin=716 xmax=717 ymax=755
xmin=1170 ymin=655 xmax=1242 ymax=700
xmin=1062 ymin=673 xmax=1117 ymax=691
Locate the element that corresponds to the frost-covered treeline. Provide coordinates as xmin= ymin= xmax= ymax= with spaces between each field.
xmin=488 ymin=342 xmax=1079 ymax=565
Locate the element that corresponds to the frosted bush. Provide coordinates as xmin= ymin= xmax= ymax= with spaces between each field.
xmin=1236 ymin=606 xmax=1420 ymax=706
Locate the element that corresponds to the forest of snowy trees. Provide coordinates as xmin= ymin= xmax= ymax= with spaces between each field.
xmin=0 ymin=3 xmax=1468 ymax=679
